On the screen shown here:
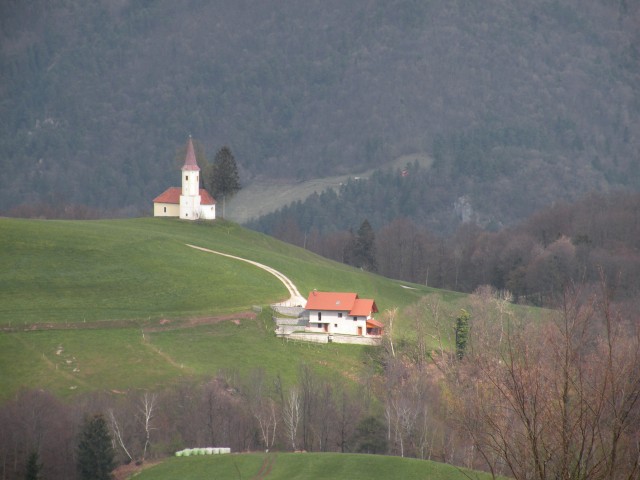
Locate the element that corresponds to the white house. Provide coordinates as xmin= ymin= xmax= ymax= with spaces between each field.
xmin=304 ymin=291 xmax=383 ymax=337
xmin=153 ymin=137 xmax=216 ymax=220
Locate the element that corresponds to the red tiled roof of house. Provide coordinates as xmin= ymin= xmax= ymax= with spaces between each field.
xmin=153 ymin=187 xmax=216 ymax=205
xmin=305 ymin=292 xmax=358 ymax=312
xmin=153 ymin=187 xmax=181 ymax=204
xmin=351 ymin=298 xmax=378 ymax=316
xmin=305 ymin=291 xmax=377 ymax=317
xmin=366 ymin=318 xmax=384 ymax=329
xmin=182 ymin=136 xmax=200 ymax=172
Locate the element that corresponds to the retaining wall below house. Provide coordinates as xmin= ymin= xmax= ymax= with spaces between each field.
xmin=271 ymin=305 xmax=306 ymax=317
xmin=282 ymin=332 xmax=381 ymax=346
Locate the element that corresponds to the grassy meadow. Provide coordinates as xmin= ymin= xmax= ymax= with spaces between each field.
xmin=0 ymin=217 xmax=470 ymax=399
xmin=134 ymin=452 xmax=494 ymax=480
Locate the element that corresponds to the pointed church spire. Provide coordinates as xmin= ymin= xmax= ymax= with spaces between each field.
xmin=182 ymin=135 xmax=200 ymax=171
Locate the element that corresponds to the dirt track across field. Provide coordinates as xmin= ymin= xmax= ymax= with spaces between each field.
xmin=186 ymin=244 xmax=306 ymax=306
xmin=3 ymin=244 xmax=302 ymax=333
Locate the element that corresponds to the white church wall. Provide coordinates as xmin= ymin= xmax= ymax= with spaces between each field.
xmin=154 ymin=203 xmax=180 ymax=217
xmin=200 ymin=204 xmax=216 ymax=220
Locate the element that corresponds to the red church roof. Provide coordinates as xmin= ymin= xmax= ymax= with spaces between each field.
xmin=182 ymin=136 xmax=200 ymax=172
xmin=200 ymin=189 xmax=216 ymax=205
xmin=153 ymin=187 xmax=181 ymax=204
xmin=153 ymin=187 xmax=216 ymax=205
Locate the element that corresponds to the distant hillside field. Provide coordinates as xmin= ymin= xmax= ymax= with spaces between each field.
xmin=227 ymin=154 xmax=432 ymax=224
xmin=0 ymin=217 xmax=461 ymax=399
xmin=133 ymin=452 xmax=494 ymax=480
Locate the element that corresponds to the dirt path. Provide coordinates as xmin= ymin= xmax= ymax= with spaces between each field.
xmin=186 ymin=244 xmax=306 ymax=306
xmin=251 ymin=454 xmax=277 ymax=480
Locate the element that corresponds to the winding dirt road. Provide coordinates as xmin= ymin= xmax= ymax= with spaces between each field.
xmin=186 ymin=244 xmax=306 ymax=306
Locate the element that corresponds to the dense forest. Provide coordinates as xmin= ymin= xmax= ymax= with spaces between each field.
xmin=1 ymin=0 xmax=639 ymax=227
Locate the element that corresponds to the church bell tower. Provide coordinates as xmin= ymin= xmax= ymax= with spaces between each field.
xmin=179 ymin=136 xmax=202 ymax=220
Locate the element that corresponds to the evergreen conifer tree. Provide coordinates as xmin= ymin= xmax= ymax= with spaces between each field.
xmin=205 ymin=146 xmax=241 ymax=218
xmin=24 ymin=451 xmax=42 ymax=480
xmin=354 ymin=219 xmax=378 ymax=272
xmin=77 ymin=414 xmax=116 ymax=480
xmin=455 ymin=309 xmax=470 ymax=360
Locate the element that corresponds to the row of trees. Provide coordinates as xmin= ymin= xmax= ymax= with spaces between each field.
xmin=269 ymin=191 xmax=640 ymax=306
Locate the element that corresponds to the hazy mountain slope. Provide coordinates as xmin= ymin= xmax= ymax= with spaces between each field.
xmin=1 ymin=0 xmax=638 ymax=227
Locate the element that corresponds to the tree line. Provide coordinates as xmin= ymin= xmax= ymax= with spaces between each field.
xmin=265 ymin=190 xmax=640 ymax=306
xmin=2 ymin=280 xmax=638 ymax=479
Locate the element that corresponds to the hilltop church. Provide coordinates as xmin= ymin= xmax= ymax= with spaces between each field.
xmin=153 ymin=137 xmax=216 ymax=220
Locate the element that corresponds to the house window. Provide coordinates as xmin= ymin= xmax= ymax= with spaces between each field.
xmin=334 ymin=324 xmax=338 ymax=328
xmin=163 ymin=207 xmax=166 ymax=213
xmin=338 ymin=312 xmax=342 ymax=318
xmin=318 ymin=312 xmax=322 ymax=321
xmin=353 ymin=316 xmax=358 ymax=321
xmin=317 ymin=323 xmax=322 ymax=328
xmin=186 ymin=175 xmax=189 ymax=181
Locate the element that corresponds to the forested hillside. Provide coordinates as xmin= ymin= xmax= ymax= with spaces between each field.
xmin=255 ymin=190 xmax=640 ymax=305
xmin=1 ymin=0 xmax=638 ymax=225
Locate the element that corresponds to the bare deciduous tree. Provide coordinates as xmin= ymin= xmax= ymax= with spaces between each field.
xmin=282 ymin=387 xmax=301 ymax=451
xmin=107 ymin=409 xmax=133 ymax=464
xmin=138 ymin=393 xmax=157 ymax=463
xmin=451 ymin=277 xmax=640 ymax=479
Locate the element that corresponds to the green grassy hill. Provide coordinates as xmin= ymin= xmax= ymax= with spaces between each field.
xmin=133 ymin=452 xmax=494 ymax=480
xmin=0 ymin=217 xmax=463 ymax=399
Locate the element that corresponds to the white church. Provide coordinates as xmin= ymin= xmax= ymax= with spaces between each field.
xmin=153 ymin=137 xmax=216 ymax=220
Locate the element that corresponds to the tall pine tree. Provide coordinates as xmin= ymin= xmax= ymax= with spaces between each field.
xmin=205 ymin=146 xmax=241 ymax=218
xmin=354 ymin=219 xmax=378 ymax=272
xmin=77 ymin=414 xmax=116 ymax=480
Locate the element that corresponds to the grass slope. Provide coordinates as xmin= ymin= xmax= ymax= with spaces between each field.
xmin=1 ymin=217 xmax=465 ymax=399
xmin=134 ymin=453 xmax=494 ymax=480
xmin=1 ymin=217 xmax=446 ymax=325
